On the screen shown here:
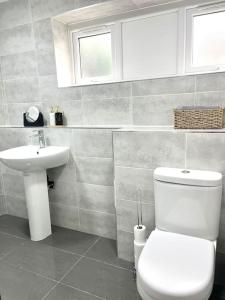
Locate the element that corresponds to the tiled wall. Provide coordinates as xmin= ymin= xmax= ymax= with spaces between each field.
xmin=1 ymin=1 xmax=225 ymax=127
xmin=113 ymin=130 xmax=225 ymax=261
xmin=0 ymin=127 xmax=116 ymax=239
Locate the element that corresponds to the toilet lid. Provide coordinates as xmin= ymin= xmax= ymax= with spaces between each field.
xmin=137 ymin=230 xmax=215 ymax=300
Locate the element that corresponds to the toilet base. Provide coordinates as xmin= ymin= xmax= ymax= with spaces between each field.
xmin=137 ymin=282 xmax=154 ymax=300
xmin=137 ymin=281 xmax=211 ymax=300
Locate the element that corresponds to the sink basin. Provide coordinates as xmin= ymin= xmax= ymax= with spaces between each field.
xmin=0 ymin=145 xmax=70 ymax=172
xmin=0 ymin=145 xmax=70 ymax=242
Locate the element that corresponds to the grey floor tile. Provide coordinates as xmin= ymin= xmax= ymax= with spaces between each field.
xmin=0 ymin=214 xmax=30 ymax=239
xmin=45 ymin=283 xmax=104 ymax=300
xmin=2 ymin=241 xmax=80 ymax=280
xmin=85 ymin=238 xmax=133 ymax=270
xmin=62 ymin=257 xmax=138 ymax=300
xmin=215 ymin=252 xmax=225 ymax=286
xmin=210 ymin=284 xmax=225 ymax=300
xmin=0 ymin=232 xmax=24 ymax=255
xmin=40 ymin=225 xmax=99 ymax=255
xmin=0 ymin=261 xmax=55 ymax=300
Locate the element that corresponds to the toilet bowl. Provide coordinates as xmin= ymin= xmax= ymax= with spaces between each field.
xmin=137 ymin=230 xmax=215 ymax=300
xmin=137 ymin=167 xmax=222 ymax=300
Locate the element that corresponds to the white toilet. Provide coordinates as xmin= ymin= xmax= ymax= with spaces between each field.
xmin=137 ymin=167 xmax=222 ymax=300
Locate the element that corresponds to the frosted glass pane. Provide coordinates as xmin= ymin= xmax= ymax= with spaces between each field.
xmin=193 ymin=11 xmax=225 ymax=67
xmin=79 ymin=33 xmax=112 ymax=79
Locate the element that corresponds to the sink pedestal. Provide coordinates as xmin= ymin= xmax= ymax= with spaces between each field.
xmin=24 ymin=170 xmax=52 ymax=241
xmin=0 ymin=145 xmax=69 ymax=242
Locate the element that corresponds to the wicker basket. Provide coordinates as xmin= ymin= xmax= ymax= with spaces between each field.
xmin=174 ymin=107 xmax=224 ymax=129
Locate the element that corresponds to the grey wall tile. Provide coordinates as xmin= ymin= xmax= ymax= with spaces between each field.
xmin=76 ymin=157 xmax=113 ymax=186
xmin=0 ymin=196 xmax=7 ymax=215
xmin=0 ymin=128 xmax=31 ymax=150
xmin=63 ymin=101 xmax=83 ymax=126
xmin=0 ymin=24 xmax=34 ymax=56
xmin=132 ymin=75 xmax=195 ymax=96
xmin=117 ymin=230 xmax=134 ymax=262
xmin=196 ymin=91 xmax=225 ymax=106
xmin=39 ymin=75 xmax=81 ymax=101
xmin=79 ymin=209 xmax=116 ymax=239
xmin=196 ymin=72 xmax=225 ymax=92
xmin=82 ymin=82 xmax=131 ymax=100
xmin=116 ymin=200 xmax=155 ymax=233
xmin=115 ymin=166 xmax=154 ymax=204
xmin=83 ymin=98 xmax=131 ymax=125
xmin=78 ymin=182 xmax=115 ymax=214
xmin=0 ymin=79 xmax=5 ymax=104
xmin=113 ymin=131 xmax=186 ymax=169
xmin=33 ymin=18 xmax=54 ymax=50
xmin=6 ymin=195 xmax=27 ymax=219
xmin=0 ymin=105 xmax=7 ymax=125
xmin=36 ymin=48 xmax=56 ymax=76
xmin=31 ymin=0 xmax=75 ymax=21
xmin=49 ymin=179 xmax=78 ymax=206
xmin=0 ymin=0 xmax=32 ymax=30
xmin=0 ymin=176 xmax=3 ymax=196
xmin=5 ymin=77 xmax=39 ymax=103
xmin=133 ymin=93 xmax=195 ymax=125
xmin=47 ymin=164 xmax=76 ymax=183
xmin=45 ymin=128 xmax=73 ymax=147
xmin=50 ymin=202 xmax=79 ymax=230
xmin=1 ymin=51 xmax=37 ymax=80
xmin=3 ymin=173 xmax=25 ymax=198
xmin=186 ymin=133 xmax=225 ymax=174
xmin=73 ymin=129 xmax=113 ymax=158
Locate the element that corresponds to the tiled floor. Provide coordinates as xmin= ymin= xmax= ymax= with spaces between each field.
xmin=0 ymin=215 xmax=136 ymax=300
xmin=0 ymin=215 xmax=224 ymax=300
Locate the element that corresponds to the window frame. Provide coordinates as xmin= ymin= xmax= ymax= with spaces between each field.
xmin=186 ymin=3 xmax=225 ymax=74
xmin=70 ymin=23 xmax=121 ymax=85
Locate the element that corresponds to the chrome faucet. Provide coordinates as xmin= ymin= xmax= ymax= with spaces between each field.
xmin=31 ymin=129 xmax=46 ymax=148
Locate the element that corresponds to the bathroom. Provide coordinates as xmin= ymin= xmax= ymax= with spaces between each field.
xmin=0 ymin=0 xmax=225 ymax=299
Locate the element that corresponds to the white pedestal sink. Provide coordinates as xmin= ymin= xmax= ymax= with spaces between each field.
xmin=0 ymin=145 xmax=70 ymax=241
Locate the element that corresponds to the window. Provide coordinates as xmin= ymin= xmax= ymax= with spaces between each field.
xmin=122 ymin=11 xmax=179 ymax=80
xmin=186 ymin=5 xmax=225 ymax=73
xmin=72 ymin=26 xmax=117 ymax=84
xmin=54 ymin=3 xmax=225 ymax=88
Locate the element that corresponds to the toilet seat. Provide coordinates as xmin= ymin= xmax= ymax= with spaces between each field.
xmin=137 ymin=230 xmax=215 ymax=300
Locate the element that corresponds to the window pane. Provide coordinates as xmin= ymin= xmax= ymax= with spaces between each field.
xmin=193 ymin=10 xmax=225 ymax=67
xmin=79 ymin=32 xmax=112 ymax=79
